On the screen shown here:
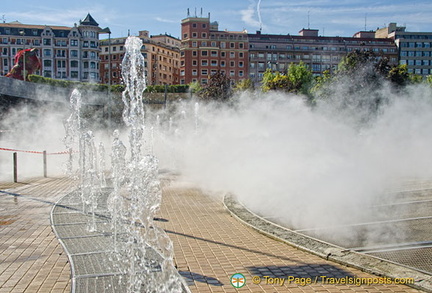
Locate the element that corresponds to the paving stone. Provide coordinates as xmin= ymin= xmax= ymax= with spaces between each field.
xmin=0 ymin=176 xmax=428 ymax=292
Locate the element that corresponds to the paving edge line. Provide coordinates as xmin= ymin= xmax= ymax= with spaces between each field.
xmin=50 ymin=194 xmax=77 ymax=293
xmin=223 ymin=193 xmax=432 ymax=293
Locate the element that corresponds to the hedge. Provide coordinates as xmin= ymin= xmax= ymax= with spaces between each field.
xmin=27 ymin=75 xmax=188 ymax=93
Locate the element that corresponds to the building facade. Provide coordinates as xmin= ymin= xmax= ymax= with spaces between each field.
xmin=180 ymin=14 xmax=249 ymax=85
xmin=179 ymin=13 xmax=399 ymax=86
xmin=376 ymin=23 xmax=432 ymax=77
xmin=99 ymin=30 xmax=181 ymax=86
xmin=248 ymin=29 xmax=399 ymax=83
xmin=0 ymin=14 xmax=102 ymax=82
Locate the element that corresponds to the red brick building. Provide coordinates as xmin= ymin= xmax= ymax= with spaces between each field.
xmin=180 ymin=14 xmax=249 ymax=85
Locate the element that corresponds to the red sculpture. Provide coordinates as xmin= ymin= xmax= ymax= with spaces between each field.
xmin=6 ymin=48 xmax=41 ymax=81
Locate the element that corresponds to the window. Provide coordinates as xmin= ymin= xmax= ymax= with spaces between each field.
xmin=71 ymin=60 xmax=78 ymax=68
xmin=57 ymin=60 xmax=66 ymax=68
xmin=43 ymin=49 xmax=51 ymax=57
xmin=43 ymin=60 xmax=52 ymax=67
xmin=71 ymin=71 xmax=78 ymax=78
xmin=43 ymin=38 xmax=51 ymax=46
xmin=56 ymin=50 xmax=66 ymax=57
xmin=211 ymin=60 xmax=218 ymax=66
xmin=312 ymin=64 xmax=321 ymax=71
xmin=70 ymin=39 xmax=78 ymax=46
xmin=192 ymin=50 xmax=197 ymax=56
xmin=201 ymin=60 xmax=208 ymax=66
xmin=201 ymin=51 xmax=208 ymax=56
xmin=230 ymin=42 xmax=235 ymax=48
xmin=211 ymin=51 xmax=218 ymax=57
xmin=201 ymin=69 xmax=208 ymax=75
xmin=43 ymin=70 xmax=52 ymax=78
xmin=230 ymin=52 xmax=235 ymax=58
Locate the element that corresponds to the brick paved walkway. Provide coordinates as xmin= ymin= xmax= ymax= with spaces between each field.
xmin=0 ymin=176 xmax=426 ymax=292
xmin=157 ymin=178 xmax=423 ymax=293
xmin=0 ymin=177 xmax=74 ymax=293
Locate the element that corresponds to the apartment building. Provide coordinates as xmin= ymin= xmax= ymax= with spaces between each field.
xmin=99 ymin=30 xmax=180 ymax=86
xmin=376 ymin=23 xmax=432 ymax=76
xmin=179 ymin=13 xmax=399 ymax=85
xmin=0 ymin=13 xmax=102 ymax=82
xmin=248 ymin=28 xmax=398 ymax=83
xmin=180 ymin=14 xmax=249 ymax=85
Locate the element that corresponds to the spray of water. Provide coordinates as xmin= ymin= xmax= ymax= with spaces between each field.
xmin=149 ymin=83 xmax=432 ymax=248
xmin=107 ymin=36 xmax=189 ymax=293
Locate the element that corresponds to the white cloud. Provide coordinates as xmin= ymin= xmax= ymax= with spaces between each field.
xmin=155 ymin=17 xmax=178 ymax=24
xmin=240 ymin=1 xmax=262 ymax=30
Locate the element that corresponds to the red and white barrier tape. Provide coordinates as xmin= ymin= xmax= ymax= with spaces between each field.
xmin=0 ymin=147 xmax=75 ymax=155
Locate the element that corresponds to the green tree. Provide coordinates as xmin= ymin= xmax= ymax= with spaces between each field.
xmin=261 ymin=69 xmax=290 ymax=92
xmin=196 ymin=71 xmax=232 ymax=101
xmin=427 ymin=75 xmax=432 ymax=86
xmin=233 ymin=78 xmax=254 ymax=92
xmin=261 ymin=62 xmax=313 ymax=95
xmin=387 ymin=64 xmax=410 ymax=87
xmin=286 ymin=62 xmax=313 ymax=95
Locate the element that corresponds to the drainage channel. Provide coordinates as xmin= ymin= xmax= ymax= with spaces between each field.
xmin=290 ymin=188 xmax=432 ymax=276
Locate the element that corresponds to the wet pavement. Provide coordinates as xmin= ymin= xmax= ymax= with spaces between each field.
xmin=0 ymin=176 xmax=430 ymax=292
xmin=0 ymin=177 xmax=74 ymax=293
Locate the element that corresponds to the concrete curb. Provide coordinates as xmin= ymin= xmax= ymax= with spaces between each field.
xmin=223 ymin=193 xmax=432 ymax=293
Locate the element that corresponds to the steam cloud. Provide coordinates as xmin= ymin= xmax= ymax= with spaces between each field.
xmin=151 ymin=83 xmax=432 ymax=247
xmin=1 ymin=79 xmax=432 ymax=247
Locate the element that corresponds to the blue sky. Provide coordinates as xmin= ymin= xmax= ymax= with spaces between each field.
xmin=2 ymin=0 xmax=432 ymax=39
